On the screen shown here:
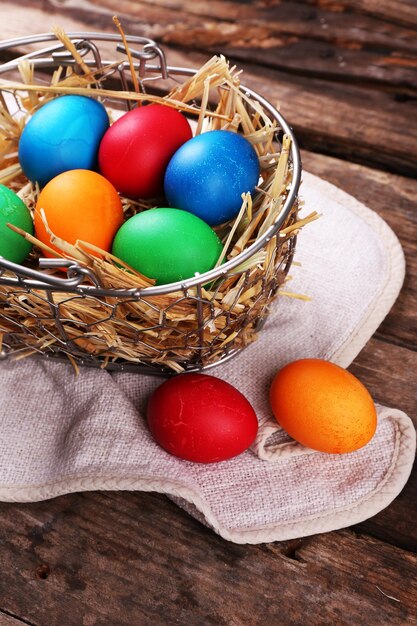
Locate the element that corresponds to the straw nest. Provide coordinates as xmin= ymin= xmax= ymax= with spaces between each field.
xmin=0 ymin=28 xmax=317 ymax=373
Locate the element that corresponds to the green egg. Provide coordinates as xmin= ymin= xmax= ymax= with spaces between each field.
xmin=112 ymin=208 xmax=223 ymax=285
xmin=0 ymin=184 xmax=33 ymax=264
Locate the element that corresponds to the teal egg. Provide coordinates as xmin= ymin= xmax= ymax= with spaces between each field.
xmin=112 ymin=208 xmax=223 ymax=285
xmin=18 ymin=95 xmax=109 ymax=187
xmin=0 ymin=185 xmax=33 ymax=264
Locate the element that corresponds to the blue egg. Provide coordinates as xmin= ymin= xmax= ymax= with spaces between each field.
xmin=18 ymin=95 xmax=109 ymax=186
xmin=164 ymin=130 xmax=260 ymax=226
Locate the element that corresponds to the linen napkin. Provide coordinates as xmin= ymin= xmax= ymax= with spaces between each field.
xmin=0 ymin=172 xmax=414 ymax=544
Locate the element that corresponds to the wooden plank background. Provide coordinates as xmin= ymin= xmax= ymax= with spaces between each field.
xmin=0 ymin=1 xmax=416 ymax=624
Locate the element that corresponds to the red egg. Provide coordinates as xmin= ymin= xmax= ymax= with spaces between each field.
xmin=147 ymin=373 xmax=258 ymax=463
xmin=98 ymin=104 xmax=192 ymax=198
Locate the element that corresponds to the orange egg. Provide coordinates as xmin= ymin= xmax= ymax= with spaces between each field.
xmin=269 ymin=359 xmax=377 ymax=454
xmin=35 ymin=169 xmax=124 ymax=257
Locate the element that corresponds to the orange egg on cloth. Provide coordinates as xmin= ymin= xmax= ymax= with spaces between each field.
xmin=34 ymin=169 xmax=124 ymax=257
xmin=269 ymin=359 xmax=377 ymax=454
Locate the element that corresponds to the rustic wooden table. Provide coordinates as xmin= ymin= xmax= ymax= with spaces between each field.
xmin=0 ymin=2 xmax=416 ymax=625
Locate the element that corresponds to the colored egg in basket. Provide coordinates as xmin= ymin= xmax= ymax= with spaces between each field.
xmin=18 ymin=95 xmax=109 ymax=187
xmin=0 ymin=184 xmax=33 ymax=264
xmin=34 ymin=169 xmax=124 ymax=257
xmin=164 ymin=130 xmax=260 ymax=226
xmin=98 ymin=104 xmax=193 ymax=198
xmin=112 ymin=208 xmax=223 ymax=285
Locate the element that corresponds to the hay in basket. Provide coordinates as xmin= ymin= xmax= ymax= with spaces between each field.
xmin=0 ymin=28 xmax=317 ymax=374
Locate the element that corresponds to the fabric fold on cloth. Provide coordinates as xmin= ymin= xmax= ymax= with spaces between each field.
xmin=0 ymin=172 xmax=414 ymax=544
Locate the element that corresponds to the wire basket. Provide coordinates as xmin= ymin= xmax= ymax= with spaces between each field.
xmin=0 ymin=31 xmax=302 ymax=375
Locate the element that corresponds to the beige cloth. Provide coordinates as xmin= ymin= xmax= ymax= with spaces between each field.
xmin=0 ymin=172 xmax=415 ymax=544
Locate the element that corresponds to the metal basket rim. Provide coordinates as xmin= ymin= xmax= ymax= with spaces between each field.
xmin=0 ymin=31 xmax=302 ymax=297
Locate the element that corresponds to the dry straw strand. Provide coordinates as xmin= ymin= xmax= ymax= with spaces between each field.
xmin=112 ymin=16 xmax=141 ymax=96
xmin=52 ymin=26 xmax=93 ymax=78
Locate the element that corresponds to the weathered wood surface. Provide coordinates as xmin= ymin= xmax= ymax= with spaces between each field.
xmin=0 ymin=490 xmax=416 ymax=626
xmin=0 ymin=1 xmax=416 ymax=625
xmin=2 ymin=0 xmax=417 ymax=176
xmin=0 ymin=613 xmax=29 ymax=626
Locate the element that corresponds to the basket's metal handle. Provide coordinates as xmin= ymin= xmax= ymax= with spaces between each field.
xmin=116 ymin=41 xmax=168 ymax=79
xmin=0 ymin=32 xmax=168 ymax=77
xmin=52 ymin=39 xmax=103 ymax=72
xmin=0 ymin=32 xmax=161 ymax=53
xmin=0 ymin=256 xmax=101 ymax=289
xmin=0 ymin=38 xmax=98 ymax=73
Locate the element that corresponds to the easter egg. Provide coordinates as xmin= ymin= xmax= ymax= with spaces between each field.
xmin=164 ymin=130 xmax=260 ymax=226
xmin=98 ymin=104 xmax=192 ymax=198
xmin=0 ymin=184 xmax=33 ymax=263
xmin=35 ymin=170 xmax=124 ymax=257
xmin=19 ymin=95 xmax=109 ymax=186
xmin=147 ymin=373 xmax=258 ymax=463
xmin=269 ymin=359 xmax=377 ymax=454
xmin=112 ymin=208 xmax=222 ymax=285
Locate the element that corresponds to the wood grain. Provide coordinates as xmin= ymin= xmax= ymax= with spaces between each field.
xmin=25 ymin=0 xmax=417 ymax=93
xmin=53 ymin=0 xmax=417 ymax=91
xmin=317 ymin=0 xmax=417 ymax=29
xmin=0 ymin=490 xmax=416 ymax=626
xmin=41 ymin=0 xmax=417 ymax=55
xmin=348 ymin=338 xmax=417 ymax=552
xmin=2 ymin=1 xmax=417 ymax=176
xmin=0 ymin=612 xmax=34 ymax=626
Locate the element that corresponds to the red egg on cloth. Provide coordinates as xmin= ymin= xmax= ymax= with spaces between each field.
xmin=147 ymin=373 xmax=258 ymax=463
xmin=98 ymin=104 xmax=192 ymax=198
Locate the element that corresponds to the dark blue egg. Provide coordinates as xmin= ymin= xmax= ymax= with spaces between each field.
xmin=18 ymin=95 xmax=109 ymax=187
xmin=164 ymin=130 xmax=260 ymax=226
